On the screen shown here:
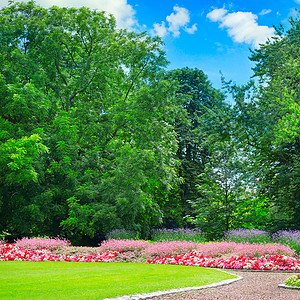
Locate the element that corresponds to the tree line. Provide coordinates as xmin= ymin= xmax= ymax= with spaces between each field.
xmin=0 ymin=2 xmax=299 ymax=244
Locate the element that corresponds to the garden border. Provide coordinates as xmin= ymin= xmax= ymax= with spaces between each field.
xmin=104 ymin=270 xmax=243 ymax=300
xmin=278 ymin=284 xmax=300 ymax=290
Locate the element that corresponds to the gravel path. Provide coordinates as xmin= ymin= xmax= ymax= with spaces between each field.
xmin=152 ymin=271 xmax=300 ymax=300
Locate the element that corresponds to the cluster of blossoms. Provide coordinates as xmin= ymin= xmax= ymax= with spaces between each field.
xmin=195 ymin=241 xmax=295 ymax=257
xmin=15 ymin=237 xmax=71 ymax=250
xmin=99 ymin=239 xmax=198 ymax=256
xmin=0 ymin=243 xmax=120 ymax=262
xmin=99 ymin=240 xmax=295 ymax=258
xmin=147 ymin=250 xmax=300 ymax=271
xmin=99 ymin=239 xmax=149 ymax=252
xmin=2 ymin=238 xmax=300 ymax=271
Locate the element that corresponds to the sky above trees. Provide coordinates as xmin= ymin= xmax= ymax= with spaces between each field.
xmin=1 ymin=0 xmax=299 ymax=88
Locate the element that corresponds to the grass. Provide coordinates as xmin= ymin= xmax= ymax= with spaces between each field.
xmin=0 ymin=261 xmax=237 ymax=300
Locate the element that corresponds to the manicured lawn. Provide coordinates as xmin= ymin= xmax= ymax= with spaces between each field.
xmin=0 ymin=261 xmax=237 ymax=299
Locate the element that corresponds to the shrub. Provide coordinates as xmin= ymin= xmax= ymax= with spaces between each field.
xmin=106 ymin=229 xmax=139 ymax=240
xmin=99 ymin=239 xmax=197 ymax=257
xmin=99 ymin=239 xmax=149 ymax=252
xmin=195 ymin=241 xmax=295 ymax=257
xmin=15 ymin=237 xmax=71 ymax=250
xmin=285 ymin=274 xmax=300 ymax=287
xmin=144 ymin=241 xmax=197 ymax=256
xmin=272 ymin=230 xmax=300 ymax=254
xmin=152 ymin=228 xmax=205 ymax=243
xmin=225 ymin=229 xmax=271 ymax=244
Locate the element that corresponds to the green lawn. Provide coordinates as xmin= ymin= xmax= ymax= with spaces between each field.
xmin=0 ymin=261 xmax=237 ymax=299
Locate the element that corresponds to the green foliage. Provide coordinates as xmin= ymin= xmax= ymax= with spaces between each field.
xmin=233 ymin=13 xmax=300 ymax=230
xmin=285 ymin=275 xmax=300 ymax=287
xmin=163 ymin=67 xmax=228 ymax=228
xmin=187 ymin=140 xmax=250 ymax=239
xmin=0 ymin=1 xmax=180 ymax=244
xmin=106 ymin=229 xmax=139 ymax=240
xmin=151 ymin=228 xmax=206 ymax=243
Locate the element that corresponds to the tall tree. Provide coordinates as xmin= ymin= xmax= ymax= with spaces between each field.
xmin=0 ymin=1 xmax=181 ymax=243
xmin=231 ymin=13 xmax=300 ymax=231
xmin=161 ymin=67 xmax=228 ymax=228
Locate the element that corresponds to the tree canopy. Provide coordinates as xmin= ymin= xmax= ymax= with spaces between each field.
xmin=0 ymin=1 xmax=181 ymax=244
xmin=1 ymin=2 xmax=300 ymax=244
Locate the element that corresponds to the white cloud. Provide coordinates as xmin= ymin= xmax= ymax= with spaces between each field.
xmin=151 ymin=21 xmax=168 ymax=38
xmin=151 ymin=6 xmax=197 ymax=38
xmin=207 ymin=8 xmax=228 ymax=22
xmin=295 ymin=0 xmax=300 ymax=3
xmin=207 ymin=8 xmax=275 ymax=47
xmin=166 ymin=6 xmax=190 ymax=37
xmin=184 ymin=23 xmax=197 ymax=34
xmin=0 ymin=0 xmax=137 ymax=29
xmin=259 ymin=9 xmax=272 ymax=16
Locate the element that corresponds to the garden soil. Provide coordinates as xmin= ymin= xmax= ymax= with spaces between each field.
xmin=153 ymin=271 xmax=300 ymax=300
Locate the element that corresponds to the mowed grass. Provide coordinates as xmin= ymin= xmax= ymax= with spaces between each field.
xmin=0 ymin=261 xmax=237 ymax=299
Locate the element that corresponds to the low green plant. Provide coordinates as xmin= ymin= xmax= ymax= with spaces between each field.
xmin=224 ymin=229 xmax=272 ymax=244
xmin=0 ymin=261 xmax=237 ymax=299
xmin=0 ymin=231 xmax=11 ymax=242
xmin=152 ymin=228 xmax=205 ymax=243
xmin=272 ymin=231 xmax=300 ymax=254
xmin=106 ymin=229 xmax=139 ymax=240
xmin=285 ymin=274 xmax=300 ymax=287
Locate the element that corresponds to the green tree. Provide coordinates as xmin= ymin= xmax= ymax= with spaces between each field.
xmin=230 ymin=13 xmax=300 ymax=231
xmin=0 ymin=1 xmax=181 ymax=243
xmin=162 ymin=67 xmax=227 ymax=228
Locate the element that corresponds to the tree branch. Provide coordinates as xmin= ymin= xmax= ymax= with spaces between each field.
xmin=54 ymin=59 xmax=68 ymax=86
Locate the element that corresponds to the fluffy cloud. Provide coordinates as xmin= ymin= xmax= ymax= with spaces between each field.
xmin=295 ymin=0 xmax=300 ymax=3
xmin=152 ymin=21 xmax=168 ymax=38
xmin=206 ymin=8 xmax=227 ymax=22
xmin=207 ymin=8 xmax=275 ymax=47
xmin=0 ymin=0 xmax=137 ymax=29
xmin=184 ymin=23 xmax=197 ymax=34
xmin=151 ymin=6 xmax=197 ymax=38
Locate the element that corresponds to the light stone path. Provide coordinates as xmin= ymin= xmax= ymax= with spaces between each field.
xmin=104 ymin=271 xmax=300 ymax=300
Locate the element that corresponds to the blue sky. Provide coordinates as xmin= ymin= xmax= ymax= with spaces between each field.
xmin=1 ymin=0 xmax=299 ymax=89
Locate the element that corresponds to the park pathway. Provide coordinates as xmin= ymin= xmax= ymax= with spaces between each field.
xmin=152 ymin=271 xmax=300 ymax=300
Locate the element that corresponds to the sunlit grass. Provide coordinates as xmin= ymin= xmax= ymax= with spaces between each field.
xmin=0 ymin=261 xmax=237 ymax=299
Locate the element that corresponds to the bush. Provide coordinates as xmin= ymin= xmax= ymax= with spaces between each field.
xmin=272 ymin=230 xmax=300 ymax=254
xmin=99 ymin=239 xmax=149 ymax=252
xmin=15 ymin=237 xmax=71 ymax=250
xmin=105 ymin=229 xmax=139 ymax=240
xmin=152 ymin=228 xmax=205 ymax=243
xmin=144 ymin=241 xmax=197 ymax=256
xmin=195 ymin=241 xmax=295 ymax=257
xmin=225 ymin=229 xmax=272 ymax=244
xmin=285 ymin=275 xmax=300 ymax=287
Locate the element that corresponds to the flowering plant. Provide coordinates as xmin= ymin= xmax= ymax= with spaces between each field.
xmin=15 ymin=237 xmax=71 ymax=250
xmin=285 ymin=274 xmax=300 ymax=287
xmin=0 ymin=243 xmax=119 ymax=262
xmin=99 ymin=239 xmax=149 ymax=252
xmin=196 ymin=241 xmax=295 ymax=257
xmin=148 ymin=251 xmax=300 ymax=271
xmin=272 ymin=230 xmax=300 ymax=254
xmin=152 ymin=228 xmax=205 ymax=243
xmin=225 ymin=229 xmax=271 ymax=244
xmin=1 ymin=242 xmax=300 ymax=271
xmin=106 ymin=229 xmax=139 ymax=240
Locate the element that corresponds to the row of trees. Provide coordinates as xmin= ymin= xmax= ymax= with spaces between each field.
xmin=0 ymin=2 xmax=299 ymax=244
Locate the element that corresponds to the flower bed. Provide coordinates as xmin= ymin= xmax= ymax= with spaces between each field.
xmin=1 ymin=239 xmax=300 ymax=271
xmin=0 ymin=243 xmax=119 ymax=262
xmin=195 ymin=241 xmax=295 ymax=257
xmin=15 ymin=237 xmax=71 ymax=250
xmin=147 ymin=250 xmax=300 ymax=271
